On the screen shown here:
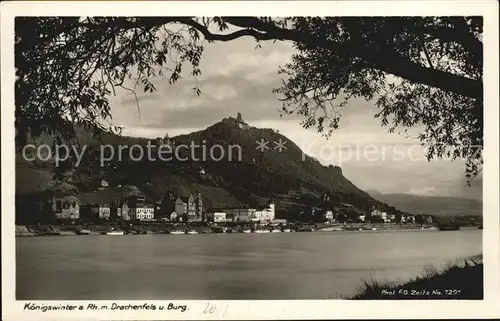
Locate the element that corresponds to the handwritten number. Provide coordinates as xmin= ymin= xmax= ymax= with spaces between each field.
xmin=203 ymin=303 xmax=218 ymax=314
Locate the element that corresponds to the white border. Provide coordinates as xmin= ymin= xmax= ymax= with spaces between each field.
xmin=2 ymin=1 xmax=499 ymax=320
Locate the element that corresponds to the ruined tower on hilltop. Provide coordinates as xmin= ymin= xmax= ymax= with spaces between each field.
xmin=163 ymin=133 xmax=172 ymax=146
xmin=235 ymin=112 xmax=249 ymax=129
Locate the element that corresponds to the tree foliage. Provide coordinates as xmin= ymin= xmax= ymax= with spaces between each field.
xmin=15 ymin=17 xmax=483 ymax=182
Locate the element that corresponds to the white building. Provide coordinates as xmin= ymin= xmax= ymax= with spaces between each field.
xmin=205 ymin=212 xmax=227 ymax=223
xmin=270 ymin=219 xmax=287 ymax=225
xmin=371 ymin=208 xmax=382 ymax=217
xmin=117 ymin=202 xmax=130 ymax=220
xmin=134 ymin=204 xmax=155 ymax=220
xmin=100 ymin=205 xmax=111 ymax=219
xmin=214 ymin=212 xmax=226 ymax=223
xmin=53 ymin=196 xmax=80 ymax=219
xmin=253 ymin=203 xmax=275 ymax=223
xmin=98 ymin=179 xmax=109 ymax=190
xmin=91 ymin=203 xmax=110 ymax=219
xmin=223 ymin=208 xmax=256 ymax=222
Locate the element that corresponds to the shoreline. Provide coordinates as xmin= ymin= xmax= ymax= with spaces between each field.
xmin=15 ymin=223 xmax=481 ymax=237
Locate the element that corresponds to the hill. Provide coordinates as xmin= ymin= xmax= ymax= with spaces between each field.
xmin=15 ymin=116 xmax=394 ymax=219
xmin=367 ymin=191 xmax=482 ymax=216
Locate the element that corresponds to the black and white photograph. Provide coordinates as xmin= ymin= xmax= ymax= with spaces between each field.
xmin=2 ymin=1 xmax=499 ymax=320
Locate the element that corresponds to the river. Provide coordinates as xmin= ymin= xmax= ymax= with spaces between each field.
xmin=16 ymin=229 xmax=482 ymax=299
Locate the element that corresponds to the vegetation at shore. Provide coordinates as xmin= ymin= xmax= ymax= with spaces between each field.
xmin=351 ymin=258 xmax=483 ymax=300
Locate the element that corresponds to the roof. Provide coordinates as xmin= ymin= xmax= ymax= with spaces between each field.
xmin=177 ymin=195 xmax=196 ymax=203
xmin=339 ymin=203 xmax=355 ymax=208
xmin=219 ymin=207 xmax=256 ymax=211
xmin=54 ymin=195 xmax=79 ymax=201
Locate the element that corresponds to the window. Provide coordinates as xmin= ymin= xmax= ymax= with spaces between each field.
xmin=63 ymin=202 xmax=70 ymax=209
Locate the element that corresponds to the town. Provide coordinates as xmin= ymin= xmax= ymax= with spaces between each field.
xmin=15 ymin=178 xmax=482 ymax=236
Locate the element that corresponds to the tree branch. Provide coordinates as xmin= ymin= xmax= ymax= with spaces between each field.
xmin=220 ymin=17 xmax=483 ymax=100
xmin=43 ymin=17 xmax=485 ymax=100
xmin=174 ymin=17 xmax=275 ymax=41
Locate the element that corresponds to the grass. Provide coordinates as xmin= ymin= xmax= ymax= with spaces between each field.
xmin=351 ymin=258 xmax=483 ymax=300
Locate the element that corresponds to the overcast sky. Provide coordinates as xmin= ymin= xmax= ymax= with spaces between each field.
xmin=107 ymin=35 xmax=482 ymax=200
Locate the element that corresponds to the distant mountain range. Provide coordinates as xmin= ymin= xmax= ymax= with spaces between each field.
xmin=367 ymin=191 xmax=482 ymax=216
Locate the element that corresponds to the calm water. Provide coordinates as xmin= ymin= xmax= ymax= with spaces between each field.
xmin=16 ymin=230 xmax=482 ymax=299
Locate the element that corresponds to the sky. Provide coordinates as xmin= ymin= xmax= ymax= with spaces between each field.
xmin=107 ymin=34 xmax=482 ymax=200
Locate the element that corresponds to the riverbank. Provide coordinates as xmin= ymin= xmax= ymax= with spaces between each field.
xmin=351 ymin=255 xmax=483 ymax=299
xmin=15 ymin=222 xmax=482 ymax=237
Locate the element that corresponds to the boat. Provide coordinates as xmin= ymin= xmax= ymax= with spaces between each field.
xmin=211 ymin=227 xmax=225 ymax=233
xmin=271 ymin=229 xmax=281 ymax=233
xmin=437 ymin=224 xmax=460 ymax=231
xmin=187 ymin=230 xmax=199 ymax=235
xmin=170 ymin=230 xmax=186 ymax=235
xmin=371 ymin=227 xmax=377 ymax=231
xmin=77 ymin=229 xmax=91 ymax=235
xmin=243 ymin=229 xmax=252 ymax=234
xmin=254 ymin=229 xmax=270 ymax=234
xmin=106 ymin=231 xmax=124 ymax=235
xmin=318 ymin=227 xmax=337 ymax=232
xmin=283 ymin=228 xmax=292 ymax=233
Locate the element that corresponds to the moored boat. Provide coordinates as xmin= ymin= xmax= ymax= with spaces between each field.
xmin=437 ymin=224 xmax=460 ymax=231
xmin=77 ymin=229 xmax=91 ymax=235
xmin=170 ymin=230 xmax=186 ymax=235
xmin=106 ymin=230 xmax=124 ymax=235
xmin=271 ymin=229 xmax=281 ymax=233
xmin=211 ymin=227 xmax=225 ymax=233
xmin=187 ymin=230 xmax=199 ymax=235
xmin=242 ymin=229 xmax=252 ymax=233
xmin=283 ymin=228 xmax=292 ymax=233
xmin=254 ymin=229 xmax=270 ymax=234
